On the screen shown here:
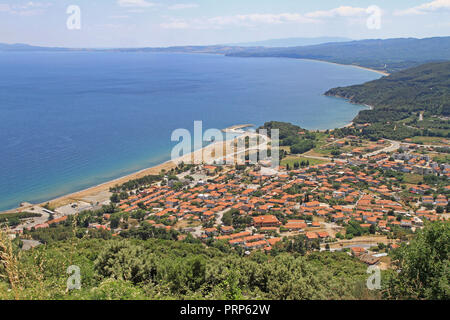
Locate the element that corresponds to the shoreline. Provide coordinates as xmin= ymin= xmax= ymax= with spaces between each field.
xmin=298 ymin=58 xmax=390 ymax=76
xmin=1 ymin=115 xmax=357 ymax=213
xmin=1 ymin=57 xmax=382 ymax=214
xmin=212 ymin=51 xmax=390 ymax=77
xmin=0 ymin=117 xmax=362 ymax=213
xmin=1 ymin=126 xmax=256 ymax=214
xmin=3 ymin=159 xmax=177 ymax=214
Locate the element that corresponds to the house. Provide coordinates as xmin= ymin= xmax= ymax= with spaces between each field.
xmin=401 ymin=220 xmax=412 ymax=228
xmin=221 ymin=225 xmax=234 ymax=234
xmin=436 ymin=196 xmax=448 ymax=207
xmin=30 ymin=223 xmax=49 ymax=231
xmin=204 ymin=228 xmax=218 ymax=236
xmin=285 ymin=220 xmax=307 ymax=231
xmin=317 ymin=231 xmax=330 ymax=240
xmin=351 ymin=247 xmax=367 ymax=257
xmin=359 ymin=253 xmax=381 ymax=265
xmin=244 ymin=240 xmax=268 ymax=250
xmin=243 ymin=234 xmax=265 ymax=243
xmin=253 ymin=215 xmax=281 ymax=228
xmin=47 ymin=216 xmax=68 ymax=225
xmin=422 ymin=196 xmax=434 ymax=205
xmin=304 ymin=201 xmax=321 ymax=208
xmin=305 ymin=232 xmax=318 ymax=241
xmin=267 ymin=237 xmax=281 ymax=247
xmin=229 ymin=238 xmax=245 ymax=246
xmin=165 ymin=198 xmax=179 ymax=207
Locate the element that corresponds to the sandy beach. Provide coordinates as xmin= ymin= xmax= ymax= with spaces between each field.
xmin=3 ymin=127 xmax=260 ymax=213
xmin=1 ymin=58 xmax=382 ymax=214
xmin=301 ymin=58 xmax=390 ymax=76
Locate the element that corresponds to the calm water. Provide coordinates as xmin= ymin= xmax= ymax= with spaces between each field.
xmin=0 ymin=52 xmax=380 ymax=211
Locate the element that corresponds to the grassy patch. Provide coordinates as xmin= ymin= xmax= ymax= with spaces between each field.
xmin=411 ymin=136 xmax=449 ymax=146
xmin=281 ymin=156 xmax=329 ymax=168
xmin=431 ymin=154 xmax=450 ymax=164
xmin=0 ymin=211 xmax=41 ymax=221
xmin=403 ymin=173 xmax=423 ymax=184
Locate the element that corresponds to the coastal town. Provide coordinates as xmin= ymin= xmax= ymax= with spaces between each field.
xmin=1 ymin=0 xmax=450 ymax=304
xmin=3 ymin=125 xmax=449 ymax=269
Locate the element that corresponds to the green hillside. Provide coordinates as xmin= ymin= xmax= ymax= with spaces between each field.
xmin=227 ymin=37 xmax=450 ymax=73
xmin=325 ymin=61 xmax=450 ymax=124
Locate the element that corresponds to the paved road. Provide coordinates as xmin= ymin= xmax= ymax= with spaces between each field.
xmin=210 ymin=133 xmax=270 ymax=164
xmin=214 ymin=208 xmax=230 ymax=227
xmin=11 ymin=206 xmax=51 ymax=232
xmin=363 ymin=140 xmax=400 ymax=158
xmin=300 ymin=154 xmax=346 ymax=163
xmin=297 ymin=139 xmax=402 ymax=163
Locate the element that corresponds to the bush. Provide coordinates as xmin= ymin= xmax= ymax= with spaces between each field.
xmin=94 ymin=241 xmax=157 ymax=285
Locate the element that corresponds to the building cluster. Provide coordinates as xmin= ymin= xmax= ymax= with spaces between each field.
xmin=112 ymin=147 xmax=447 ymax=252
xmin=381 ymin=152 xmax=450 ymax=177
xmin=10 ymin=137 xmax=448 ymax=258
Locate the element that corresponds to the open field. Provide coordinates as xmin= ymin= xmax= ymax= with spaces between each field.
xmin=281 ymin=156 xmax=329 ymax=167
xmin=410 ymin=136 xmax=450 ymax=146
xmin=327 ymin=235 xmax=395 ymax=249
xmin=403 ymin=173 xmax=424 ymax=185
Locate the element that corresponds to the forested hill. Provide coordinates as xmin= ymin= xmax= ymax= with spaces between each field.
xmin=2 ymin=37 xmax=449 ymax=74
xmin=226 ymin=37 xmax=450 ymax=73
xmin=325 ymin=61 xmax=450 ymax=123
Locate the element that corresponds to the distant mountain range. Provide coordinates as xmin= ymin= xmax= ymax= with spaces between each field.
xmin=226 ymin=37 xmax=450 ymax=73
xmin=0 ymin=43 xmax=250 ymax=54
xmin=225 ymin=37 xmax=352 ymax=47
xmin=1 ymin=36 xmax=449 ymax=73
xmin=0 ymin=43 xmax=70 ymax=51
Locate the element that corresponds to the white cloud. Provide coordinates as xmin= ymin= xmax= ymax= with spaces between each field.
xmin=305 ymin=6 xmax=368 ymax=18
xmin=0 ymin=4 xmax=11 ymax=12
xmin=160 ymin=5 xmax=382 ymax=31
xmin=117 ymin=0 xmax=156 ymax=8
xmin=160 ymin=5 xmax=387 ymax=31
xmin=109 ymin=15 xmax=130 ymax=19
xmin=163 ymin=13 xmax=318 ymax=29
xmin=168 ymin=3 xmax=199 ymax=10
xmin=0 ymin=2 xmax=52 ymax=16
xmin=395 ymin=0 xmax=450 ymax=16
xmin=15 ymin=2 xmax=52 ymax=9
xmin=209 ymin=13 xmax=316 ymax=26
xmin=160 ymin=21 xmax=190 ymax=29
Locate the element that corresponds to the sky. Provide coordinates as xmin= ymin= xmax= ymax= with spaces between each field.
xmin=0 ymin=0 xmax=449 ymax=47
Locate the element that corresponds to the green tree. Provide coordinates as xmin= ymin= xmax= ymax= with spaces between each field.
xmin=94 ymin=241 xmax=157 ymax=285
xmin=384 ymin=222 xmax=449 ymax=300
xmin=110 ymin=193 xmax=120 ymax=203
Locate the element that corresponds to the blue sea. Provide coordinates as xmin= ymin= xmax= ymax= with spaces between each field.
xmin=0 ymin=52 xmax=380 ymax=211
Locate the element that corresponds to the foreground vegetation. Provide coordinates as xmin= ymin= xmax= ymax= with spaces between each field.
xmin=0 ymin=221 xmax=448 ymax=300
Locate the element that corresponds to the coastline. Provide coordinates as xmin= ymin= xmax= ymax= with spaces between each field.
xmin=0 ymin=56 xmax=382 ymax=214
xmin=1 ymin=116 xmax=364 ymax=214
xmin=299 ymin=58 xmax=390 ymax=76
xmin=199 ymin=52 xmax=390 ymax=77
xmin=2 ymin=127 xmax=255 ymax=213
xmin=4 ymin=160 xmax=177 ymax=213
